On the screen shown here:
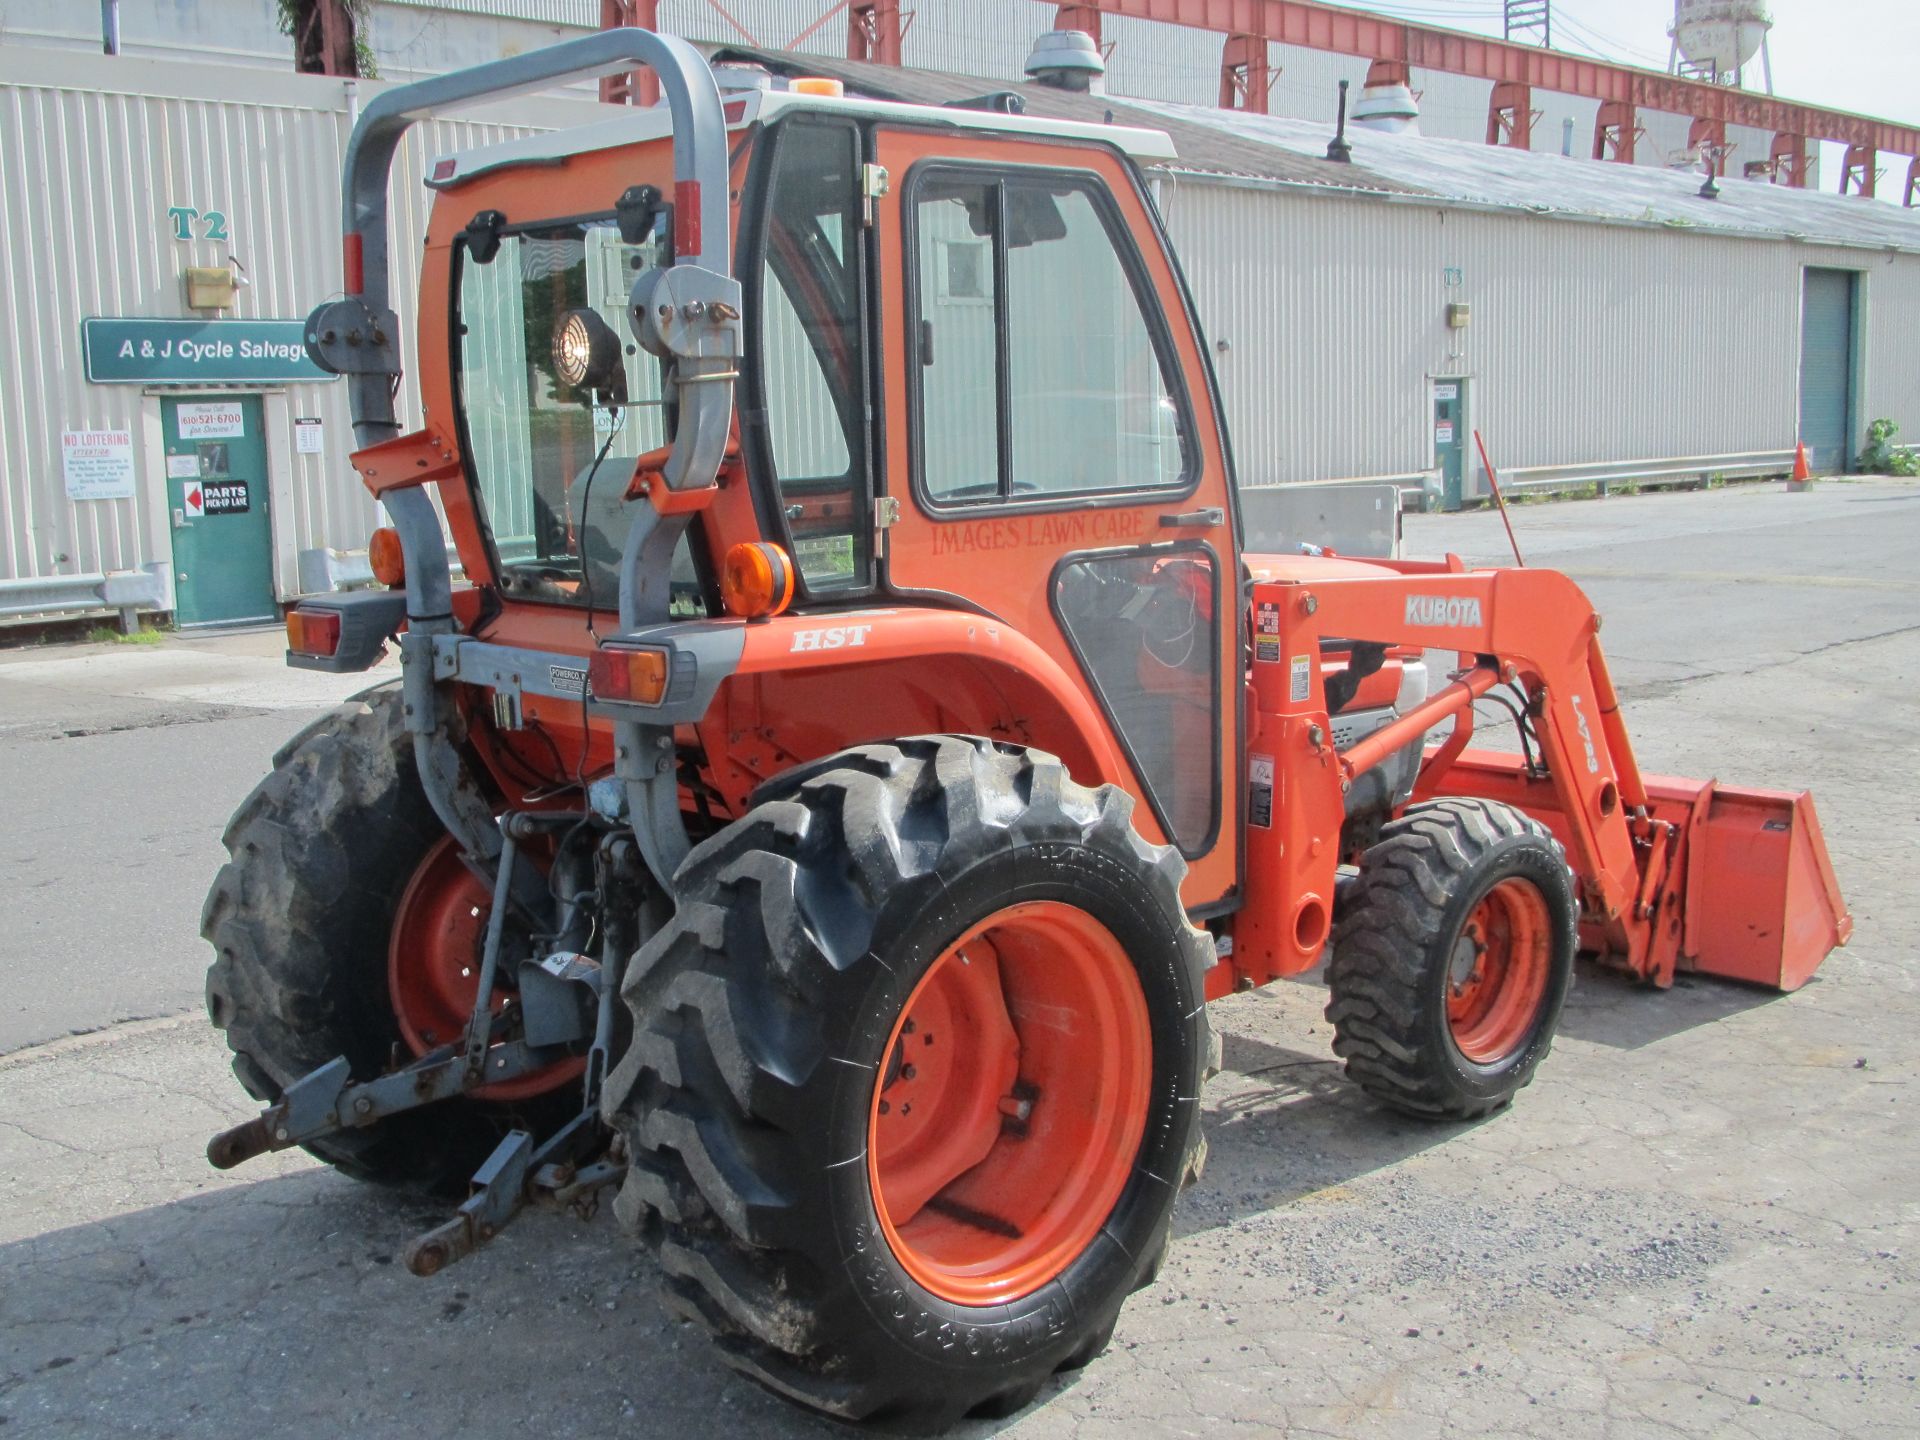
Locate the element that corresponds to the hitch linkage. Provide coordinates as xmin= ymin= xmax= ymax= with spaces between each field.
xmin=206 ymin=811 xmax=641 ymax=1270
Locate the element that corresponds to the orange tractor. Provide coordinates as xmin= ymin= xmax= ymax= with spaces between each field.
xmin=204 ymin=31 xmax=1850 ymax=1427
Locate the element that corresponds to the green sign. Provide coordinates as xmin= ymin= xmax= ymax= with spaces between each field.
xmin=81 ymin=318 xmax=334 ymax=385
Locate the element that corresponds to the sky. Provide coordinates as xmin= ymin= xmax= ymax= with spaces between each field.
xmin=1356 ymin=1 xmax=1920 ymax=125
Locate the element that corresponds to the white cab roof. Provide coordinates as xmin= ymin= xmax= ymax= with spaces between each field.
xmin=429 ymin=85 xmax=1176 ymax=189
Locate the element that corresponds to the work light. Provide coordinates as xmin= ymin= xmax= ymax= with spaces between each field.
xmin=552 ymin=307 xmax=621 ymax=393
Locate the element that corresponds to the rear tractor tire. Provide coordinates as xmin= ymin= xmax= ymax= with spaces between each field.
xmin=202 ymin=686 xmax=573 ymax=1192
xmin=603 ymin=736 xmax=1215 ymax=1427
xmin=1326 ymin=798 xmax=1576 ymax=1120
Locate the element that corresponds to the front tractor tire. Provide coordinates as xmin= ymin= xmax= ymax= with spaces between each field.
xmin=1326 ymin=798 xmax=1577 ymax=1120
xmin=202 ymin=686 xmax=569 ymax=1192
xmin=603 ymin=737 xmax=1214 ymax=1427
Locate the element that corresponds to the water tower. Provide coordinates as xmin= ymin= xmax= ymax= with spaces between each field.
xmin=1668 ymin=1 xmax=1775 ymax=91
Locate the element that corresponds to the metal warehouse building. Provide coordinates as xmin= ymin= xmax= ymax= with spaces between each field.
xmin=2 ymin=33 xmax=1916 ymax=627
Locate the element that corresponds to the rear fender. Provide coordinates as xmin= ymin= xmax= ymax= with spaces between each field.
xmin=706 ymin=607 xmax=1134 ymax=813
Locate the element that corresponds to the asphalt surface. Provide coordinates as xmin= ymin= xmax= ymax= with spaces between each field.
xmin=0 ymin=631 xmax=393 ymax=1054
xmin=1 ymin=477 xmax=1915 ymax=1438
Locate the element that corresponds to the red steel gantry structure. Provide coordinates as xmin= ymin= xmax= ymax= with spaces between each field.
xmin=599 ymin=0 xmax=1920 ymax=205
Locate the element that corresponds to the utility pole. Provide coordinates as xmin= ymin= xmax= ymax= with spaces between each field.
xmin=1503 ymin=0 xmax=1551 ymax=49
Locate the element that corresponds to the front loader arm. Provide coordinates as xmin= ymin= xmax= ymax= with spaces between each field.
xmin=1231 ymin=562 xmax=1849 ymax=993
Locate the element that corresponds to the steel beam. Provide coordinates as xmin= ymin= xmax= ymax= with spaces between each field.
xmin=1593 ymin=99 xmax=1636 ymax=164
xmin=1841 ymin=144 xmax=1877 ymax=199
xmin=1219 ymin=33 xmax=1272 ymax=113
xmin=1487 ymin=80 xmax=1533 ymax=149
xmin=1040 ymin=1 xmax=1919 ymax=158
xmin=1055 ymin=3 xmax=1105 ymax=44
xmin=849 ymin=0 xmax=904 ymax=64
xmin=600 ymin=0 xmax=661 ymax=107
xmin=1689 ymin=115 xmax=1727 ymax=175
xmin=1769 ymin=131 xmax=1809 ymax=188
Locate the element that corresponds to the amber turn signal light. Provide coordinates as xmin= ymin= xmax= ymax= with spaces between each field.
xmin=286 ymin=609 xmax=342 ymax=657
xmin=368 ymin=526 xmax=406 ymax=587
xmin=588 ymin=646 xmax=670 ymax=704
xmin=721 ymin=541 xmax=796 ymax=620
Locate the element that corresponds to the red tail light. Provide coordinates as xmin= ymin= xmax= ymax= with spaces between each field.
xmin=286 ymin=609 xmax=342 ymax=657
xmin=588 ymin=646 xmax=669 ymax=704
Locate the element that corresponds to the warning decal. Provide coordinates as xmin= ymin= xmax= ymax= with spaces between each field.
xmin=1248 ymin=754 xmax=1275 ymax=829
xmin=1290 ymin=654 xmax=1312 ymax=703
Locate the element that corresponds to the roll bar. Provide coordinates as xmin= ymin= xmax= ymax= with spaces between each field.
xmin=304 ymin=29 xmax=740 ymax=626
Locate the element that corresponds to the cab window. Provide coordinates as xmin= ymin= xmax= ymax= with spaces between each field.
xmin=911 ymin=169 xmax=1194 ymax=505
xmin=747 ymin=119 xmax=873 ymax=593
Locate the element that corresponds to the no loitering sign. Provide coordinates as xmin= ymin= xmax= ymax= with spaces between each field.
xmin=61 ymin=429 xmax=136 ymax=501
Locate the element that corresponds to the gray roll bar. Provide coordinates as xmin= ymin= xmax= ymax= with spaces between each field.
xmin=303 ymin=27 xmax=739 ymax=626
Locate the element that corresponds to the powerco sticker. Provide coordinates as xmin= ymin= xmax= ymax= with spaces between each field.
xmin=548 ymin=664 xmax=587 ymax=697
xmin=1248 ymin=754 xmax=1275 ymax=829
xmin=1290 ymin=654 xmax=1312 ymax=703
xmin=1404 ymin=594 xmax=1483 ymax=628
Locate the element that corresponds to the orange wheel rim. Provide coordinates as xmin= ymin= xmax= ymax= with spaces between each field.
xmin=388 ymin=836 xmax=581 ymax=1102
xmin=867 ymin=901 xmax=1151 ymax=1307
xmin=1446 ymin=876 xmax=1552 ymax=1064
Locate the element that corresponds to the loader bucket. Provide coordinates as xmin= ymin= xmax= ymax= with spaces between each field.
xmin=1423 ymin=752 xmax=1850 ymax=992
xmin=1646 ymin=776 xmax=1853 ymax=992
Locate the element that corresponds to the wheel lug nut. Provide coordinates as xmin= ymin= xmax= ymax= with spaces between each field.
xmin=902 ymin=1064 xmax=916 ymax=1081
xmin=878 ymin=1100 xmax=889 ymax=1115
xmin=998 ymin=1095 xmax=1032 ymax=1121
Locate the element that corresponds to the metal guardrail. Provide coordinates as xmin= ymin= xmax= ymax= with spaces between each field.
xmin=0 ymin=563 xmax=171 ymax=631
xmin=297 ymin=546 xmax=465 ymax=597
xmin=1500 ymin=450 xmax=1796 ymax=496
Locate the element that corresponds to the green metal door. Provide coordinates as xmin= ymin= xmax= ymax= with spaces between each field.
xmin=163 ymin=396 xmax=276 ymax=626
xmin=1799 ymin=268 xmax=1856 ymax=474
xmin=1434 ymin=380 xmax=1466 ymax=510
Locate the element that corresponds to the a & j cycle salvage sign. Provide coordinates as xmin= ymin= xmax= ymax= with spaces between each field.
xmin=80 ymin=318 xmax=334 ymax=385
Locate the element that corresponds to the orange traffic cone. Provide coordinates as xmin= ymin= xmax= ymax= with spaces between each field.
xmin=1788 ymin=442 xmax=1813 ymax=492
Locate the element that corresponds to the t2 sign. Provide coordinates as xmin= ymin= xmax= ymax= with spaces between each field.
xmin=168 ymin=206 xmax=230 ymax=242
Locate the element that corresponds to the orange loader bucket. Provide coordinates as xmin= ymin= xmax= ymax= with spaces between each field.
xmin=1648 ymin=776 xmax=1853 ymax=992
xmin=1423 ymin=752 xmax=1850 ymax=992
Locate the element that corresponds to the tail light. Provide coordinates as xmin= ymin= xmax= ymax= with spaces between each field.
xmin=588 ymin=646 xmax=670 ymax=704
xmin=286 ymin=609 xmax=342 ymax=658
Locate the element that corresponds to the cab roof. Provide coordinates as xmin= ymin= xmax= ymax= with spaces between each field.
xmin=428 ymin=81 xmax=1177 ymax=190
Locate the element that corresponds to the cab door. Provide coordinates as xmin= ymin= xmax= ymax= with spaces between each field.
xmin=870 ymin=126 xmax=1243 ymax=913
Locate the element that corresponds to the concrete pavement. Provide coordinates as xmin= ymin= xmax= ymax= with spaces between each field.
xmin=1 ymin=479 xmax=1915 ymax=1437
xmin=0 ymin=629 xmax=392 ymax=1053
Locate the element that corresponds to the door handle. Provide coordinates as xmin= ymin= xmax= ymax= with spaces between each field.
xmin=172 ymin=507 xmax=187 ymax=530
xmin=1159 ymin=507 xmax=1224 ymax=529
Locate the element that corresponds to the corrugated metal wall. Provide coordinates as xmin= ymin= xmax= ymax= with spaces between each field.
xmin=0 ymin=48 xmax=590 ymax=596
xmin=4 ymin=37 xmax=1915 ymax=609
xmin=1161 ymin=176 xmax=1920 ymax=490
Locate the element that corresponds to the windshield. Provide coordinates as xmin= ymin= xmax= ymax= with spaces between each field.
xmin=454 ymin=216 xmax=702 ymax=612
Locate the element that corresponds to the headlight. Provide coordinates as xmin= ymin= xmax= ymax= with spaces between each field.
xmin=552 ymin=307 xmax=621 ymax=393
